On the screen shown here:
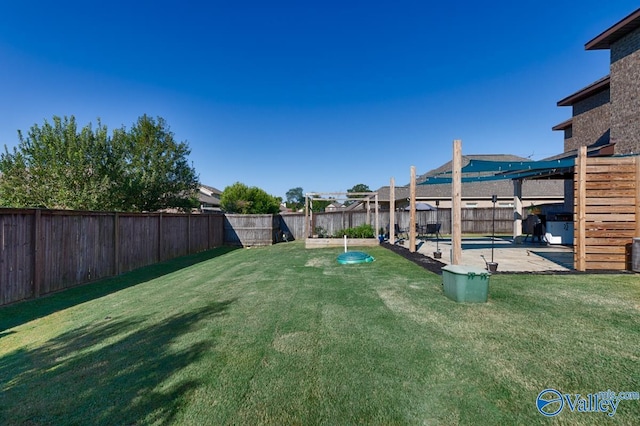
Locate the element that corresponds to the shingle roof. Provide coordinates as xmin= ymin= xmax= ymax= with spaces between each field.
xmin=200 ymin=184 xmax=222 ymax=195
xmin=376 ymin=179 xmax=563 ymax=202
xmin=375 ymin=154 xmax=564 ymax=202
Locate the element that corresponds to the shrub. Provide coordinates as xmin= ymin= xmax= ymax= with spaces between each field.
xmin=333 ymin=224 xmax=375 ymax=238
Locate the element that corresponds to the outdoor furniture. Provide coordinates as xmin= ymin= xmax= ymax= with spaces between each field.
xmin=418 ymin=223 xmax=441 ymax=239
xmin=523 ymin=215 xmax=546 ymax=243
xmin=394 ymin=223 xmax=409 ymax=243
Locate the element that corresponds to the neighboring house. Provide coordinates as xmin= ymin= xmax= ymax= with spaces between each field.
xmin=375 ymin=154 xmax=565 ymax=211
xmin=552 ymin=8 xmax=640 ymax=207
xmin=198 ymin=184 xmax=222 ymax=212
xmin=325 ymin=201 xmax=345 ymax=212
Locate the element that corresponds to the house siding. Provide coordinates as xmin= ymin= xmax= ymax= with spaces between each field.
xmin=610 ymin=26 xmax=640 ymax=154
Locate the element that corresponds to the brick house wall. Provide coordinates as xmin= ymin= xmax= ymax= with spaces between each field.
xmin=610 ymin=26 xmax=640 ymax=154
xmin=566 ymin=89 xmax=610 ymax=152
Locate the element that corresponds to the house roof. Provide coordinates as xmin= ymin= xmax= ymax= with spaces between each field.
xmin=552 ymin=118 xmax=573 ymax=131
xmin=376 ymin=179 xmax=564 ymax=202
xmin=199 ymin=184 xmax=222 ymax=196
xmin=375 ymin=153 xmax=564 ymax=202
xmin=585 ymin=8 xmax=640 ymax=50
xmin=557 ymin=75 xmax=610 ymax=107
xmin=198 ymin=184 xmax=222 ymax=206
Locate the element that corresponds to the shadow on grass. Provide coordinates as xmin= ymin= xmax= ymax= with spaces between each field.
xmin=0 ymin=300 xmax=233 ymax=425
xmin=0 ymin=246 xmax=239 ymax=333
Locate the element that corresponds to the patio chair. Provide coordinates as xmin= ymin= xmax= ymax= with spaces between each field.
xmin=394 ymin=223 xmax=409 ymax=243
xmin=424 ymin=223 xmax=441 ymax=240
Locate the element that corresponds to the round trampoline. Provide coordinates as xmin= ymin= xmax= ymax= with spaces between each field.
xmin=337 ymin=251 xmax=375 ymax=265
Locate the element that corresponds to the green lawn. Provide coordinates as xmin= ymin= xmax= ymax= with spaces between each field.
xmin=1 ymin=242 xmax=638 ymax=425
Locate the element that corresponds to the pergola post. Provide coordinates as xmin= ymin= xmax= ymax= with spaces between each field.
xmin=576 ymin=146 xmax=587 ymax=271
xmin=389 ymin=177 xmax=395 ymax=243
xmin=513 ymin=179 xmax=523 ymax=241
xmin=409 ymin=166 xmax=416 ymax=253
xmin=452 ymin=140 xmax=462 ymax=265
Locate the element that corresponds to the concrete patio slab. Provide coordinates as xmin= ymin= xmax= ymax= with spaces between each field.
xmin=397 ymin=237 xmax=574 ymax=272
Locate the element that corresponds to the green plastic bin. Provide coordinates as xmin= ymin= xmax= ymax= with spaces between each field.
xmin=442 ymin=264 xmax=490 ymax=303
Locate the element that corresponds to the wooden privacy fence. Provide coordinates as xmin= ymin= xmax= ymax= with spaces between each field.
xmin=1 ymin=207 xmax=531 ymax=306
xmin=224 ymin=214 xmax=280 ymax=246
xmin=280 ymin=208 xmax=516 ymax=240
xmin=574 ymin=148 xmax=640 ymax=271
xmin=0 ymin=209 xmax=224 ymax=306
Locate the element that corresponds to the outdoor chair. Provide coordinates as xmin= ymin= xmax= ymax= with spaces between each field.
xmin=394 ymin=223 xmax=409 ymax=243
xmin=424 ymin=222 xmax=441 ymax=239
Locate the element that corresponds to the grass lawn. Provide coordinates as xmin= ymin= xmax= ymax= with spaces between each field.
xmin=1 ymin=242 xmax=638 ymax=425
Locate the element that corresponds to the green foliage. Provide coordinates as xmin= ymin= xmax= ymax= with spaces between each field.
xmin=344 ymin=183 xmax=371 ymax=206
xmin=0 ymin=115 xmax=198 ymax=212
xmin=347 ymin=183 xmax=371 ymax=194
xmin=313 ymin=226 xmax=329 ymax=237
xmin=333 ymin=224 xmax=375 ymax=238
xmin=285 ymin=187 xmax=304 ymax=210
xmin=310 ymin=198 xmax=333 ymax=212
xmin=111 ymin=115 xmax=199 ymax=212
xmin=220 ymin=182 xmax=281 ymax=214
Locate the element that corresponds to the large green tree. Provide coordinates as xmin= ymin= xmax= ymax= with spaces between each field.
xmin=111 ymin=115 xmax=199 ymax=212
xmin=0 ymin=115 xmax=198 ymax=212
xmin=220 ymin=182 xmax=281 ymax=214
xmin=285 ymin=187 xmax=304 ymax=210
xmin=344 ymin=183 xmax=371 ymax=206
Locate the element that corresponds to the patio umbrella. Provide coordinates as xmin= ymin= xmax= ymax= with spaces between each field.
xmin=405 ymin=202 xmax=436 ymax=211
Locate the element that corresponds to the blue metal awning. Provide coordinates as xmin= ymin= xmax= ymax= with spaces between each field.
xmin=419 ymin=157 xmax=576 ymax=185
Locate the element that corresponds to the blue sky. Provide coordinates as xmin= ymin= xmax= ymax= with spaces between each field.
xmin=0 ymin=1 xmax=637 ymax=200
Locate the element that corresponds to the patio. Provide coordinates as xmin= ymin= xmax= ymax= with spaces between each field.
xmin=397 ymin=237 xmax=574 ymax=272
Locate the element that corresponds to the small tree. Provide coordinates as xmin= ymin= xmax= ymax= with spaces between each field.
xmin=221 ymin=182 xmax=281 ymax=214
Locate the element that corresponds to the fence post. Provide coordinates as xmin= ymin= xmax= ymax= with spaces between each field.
xmin=187 ymin=212 xmax=192 ymax=254
xmin=158 ymin=213 xmax=163 ymax=261
xmin=33 ymin=209 xmax=42 ymax=298
xmin=114 ymin=212 xmax=120 ymax=275
xmin=208 ymin=213 xmax=212 ymax=249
